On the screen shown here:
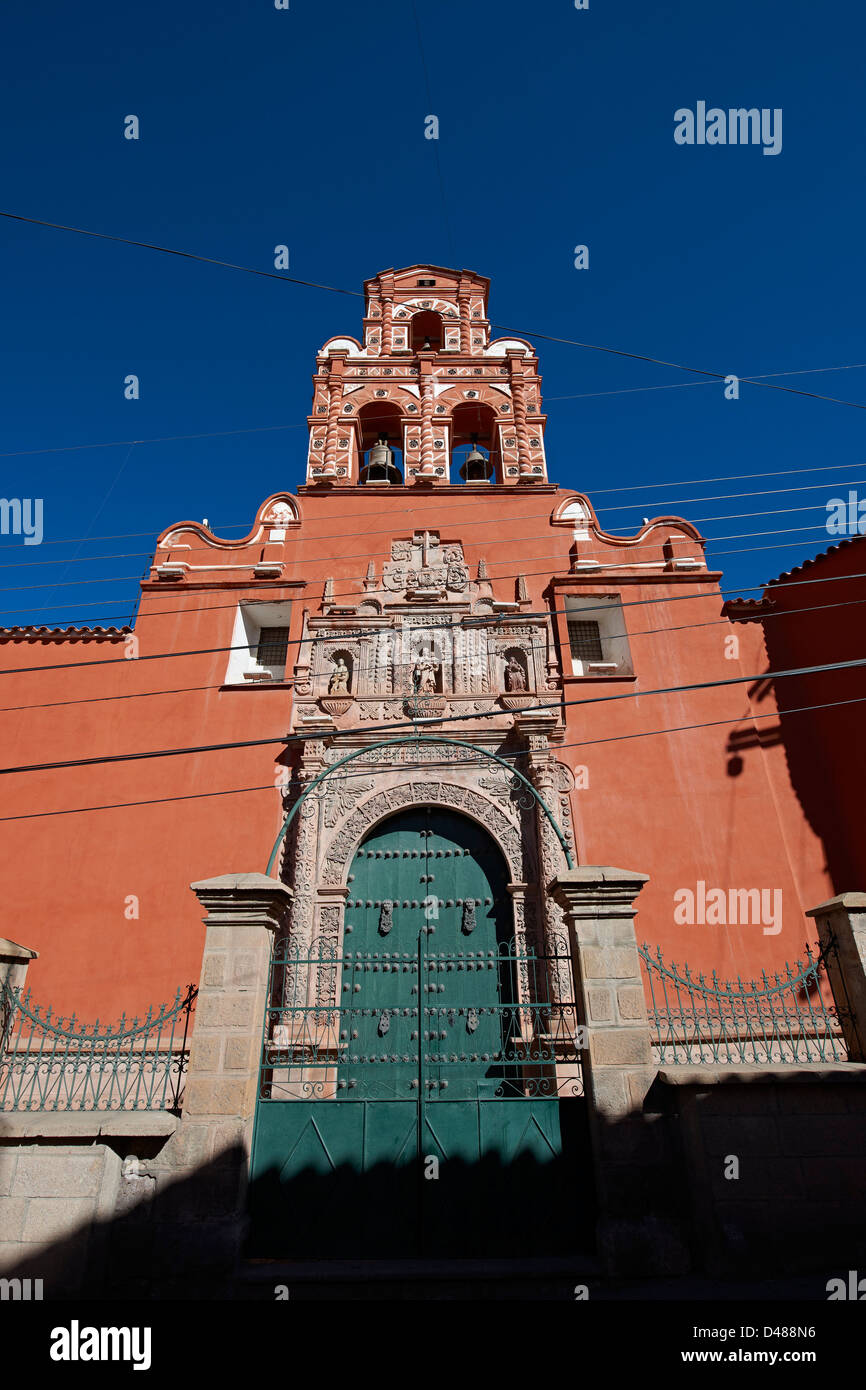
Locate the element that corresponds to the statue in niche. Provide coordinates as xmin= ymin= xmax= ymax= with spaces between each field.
xmin=412 ymin=652 xmax=439 ymax=695
xmin=504 ymin=656 xmax=527 ymax=693
xmin=328 ymin=657 xmax=350 ymax=694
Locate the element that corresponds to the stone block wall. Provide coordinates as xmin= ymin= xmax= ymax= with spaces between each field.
xmin=655 ymin=1066 xmax=866 ymax=1275
xmin=0 ymin=1141 xmax=119 ymax=1289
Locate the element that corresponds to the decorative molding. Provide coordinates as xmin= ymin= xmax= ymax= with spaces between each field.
xmin=321 ymin=782 xmax=525 ymax=886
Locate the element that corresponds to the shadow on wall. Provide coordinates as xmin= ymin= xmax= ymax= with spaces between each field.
xmin=247 ymin=1100 xmax=595 ymax=1263
xmin=645 ymin=1069 xmax=866 ymax=1282
xmin=1 ymin=1142 xmax=249 ymax=1302
xmin=3 ymin=1078 xmax=866 ymax=1299
xmin=747 ymin=627 xmax=866 ymax=895
xmin=0 ymin=1111 xmax=596 ymax=1298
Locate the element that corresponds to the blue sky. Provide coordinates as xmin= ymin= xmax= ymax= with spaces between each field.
xmin=1 ymin=0 xmax=864 ymax=626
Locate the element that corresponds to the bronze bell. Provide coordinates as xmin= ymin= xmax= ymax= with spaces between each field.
xmin=368 ymin=435 xmax=393 ymax=470
xmin=460 ymin=435 xmax=493 ymax=483
xmin=360 ymin=435 xmax=401 ymax=486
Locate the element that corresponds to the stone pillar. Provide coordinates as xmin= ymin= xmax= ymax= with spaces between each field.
xmin=0 ymin=938 xmax=37 ymax=994
xmin=99 ymin=875 xmax=294 ymax=1298
xmin=186 ymin=874 xmax=293 ymax=1148
xmin=806 ymin=892 xmax=866 ymax=1061
xmin=552 ymin=867 xmax=689 ymax=1276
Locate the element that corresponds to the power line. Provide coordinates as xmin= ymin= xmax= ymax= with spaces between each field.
xmin=0 ymin=525 xmax=842 ymax=622
xmin=0 ymin=364 xmax=862 ymax=464
xmin=3 ymin=592 xmax=865 ymax=715
xmin=0 ymin=423 xmax=300 ymax=460
xmin=4 ymin=209 xmax=866 ymax=413
xmin=2 ymin=459 xmax=865 ymax=559
xmin=545 ymin=361 xmax=866 ymax=403
xmin=0 ymin=499 xmax=856 ymax=597
xmin=0 ymin=517 xmax=845 ymax=623
xmin=1 ymin=436 xmax=864 ymax=511
xmin=0 ymin=210 xmax=364 ymax=297
xmin=1 ymin=476 xmax=858 ymax=576
xmin=1 ymin=687 xmax=863 ymax=821
xmin=3 ymin=561 xmax=864 ymax=677
xmin=1 ymin=654 xmax=863 ymax=776
xmin=488 ymin=321 xmax=866 ymax=412
xmin=0 ymin=519 xmax=843 ymax=622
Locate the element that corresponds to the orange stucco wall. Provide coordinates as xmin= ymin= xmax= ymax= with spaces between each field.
xmin=0 ymin=484 xmax=837 ymax=1019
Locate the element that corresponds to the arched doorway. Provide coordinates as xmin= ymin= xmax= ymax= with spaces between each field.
xmin=249 ymin=808 xmax=592 ymax=1259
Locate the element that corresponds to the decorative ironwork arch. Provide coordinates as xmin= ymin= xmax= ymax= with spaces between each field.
xmin=265 ymin=735 xmax=574 ymax=876
xmin=318 ymin=781 xmax=526 ymax=887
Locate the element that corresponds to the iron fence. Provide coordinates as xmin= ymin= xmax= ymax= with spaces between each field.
xmin=638 ymin=940 xmax=847 ymax=1065
xmin=0 ymin=981 xmax=197 ymax=1112
xmin=261 ymin=937 xmax=583 ymax=1102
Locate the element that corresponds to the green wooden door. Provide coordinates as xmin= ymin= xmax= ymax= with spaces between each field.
xmin=346 ymin=807 xmax=508 ymax=1101
xmin=248 ymin=808 xmax=590 ymax=1258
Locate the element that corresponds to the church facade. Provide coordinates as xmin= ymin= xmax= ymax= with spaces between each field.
xmin=3 ymin=266 xmax=863 ymax=1286
xmin=1 ymin=263 xmax=834 ymax=1017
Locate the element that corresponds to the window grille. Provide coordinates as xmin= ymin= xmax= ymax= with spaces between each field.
xmin=567 ymin=619 xmax=604 ymax=663
xmin=257 ymin=626 xmax=289 ymax=668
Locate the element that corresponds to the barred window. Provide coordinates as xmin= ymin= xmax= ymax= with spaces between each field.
xmin=256 ymin=626 xmax=289 ymax=668
xmin=567 ymin=619 xmax=603 ymax=663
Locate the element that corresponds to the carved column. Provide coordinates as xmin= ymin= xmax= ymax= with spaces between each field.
xmin=314 ymin=886 xmax=349 ymax=1021
xmin=323 ymin=356 xmax=346 ymax=471
xmin=382 ymin=296 xmax=393 ymax=355
xmin=510 ymin=360 xmax=532 ymax=475
xmin=507 ymin=883 xmax=540 ymax=1028
xmin=419 ymin=360 xmax=435 ymax=475
xmin=515 ymin=712 xmax=570 ymax=975
xmin=282 ymin=740 xmax=328 ymax=951
xmin=459 ymin=293 xmax=471 ymax=353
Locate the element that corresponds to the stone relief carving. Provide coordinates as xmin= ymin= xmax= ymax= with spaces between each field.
xmin=263 ymin=500 xmax=296 ymax=526
xmin=383 ymin=566 xmax=407 ymax=592
xmin=314 ymin=904 xmax=341 ymax=1010
xmin=321 ymin=782 xmax=525 ymax=886
xmin=322 ymin=775 xmax=375 ymax=828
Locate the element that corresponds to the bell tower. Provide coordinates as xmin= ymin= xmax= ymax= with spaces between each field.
xmin=304 ymin=265 xmax=550 ymax=488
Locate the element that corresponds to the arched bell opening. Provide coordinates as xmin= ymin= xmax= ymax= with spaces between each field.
xmin=411 ymin=310 xmax=444 ymax=353
xmin=451 ymin=402 xmax=499 ymax=482
xmin=357 ymin=402 xmax=404 ymax=485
